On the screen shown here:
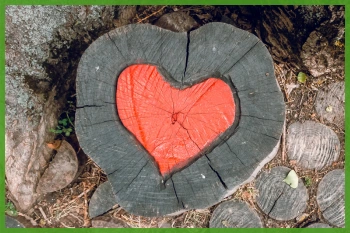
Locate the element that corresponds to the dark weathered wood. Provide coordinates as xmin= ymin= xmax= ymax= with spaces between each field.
xmin=91 ymin=216 xmax=130 ymax=228
xmin=287 ymin=121 xmax=340 ymax=170
xmin=317 ymin=169 xmax=344 ymax=228
xmin=255 ymin=166 xmax=308 ymax=220
xmin=315 ymin=81 xmax=345 ymax=128
xmin=36 ymin=140 xmax=78 ymax=194
xmin=75 ymin=23 xmax=285 ymax=216
xmin=89 ymin=181 xmax=117 ymax=218
xmin=6 ymin=216 xmax=24 ymax=228
xmin=306 ymin=223 xmax=331 ymax=228
xmin=209 ymin=200 xmax=262 ymax=228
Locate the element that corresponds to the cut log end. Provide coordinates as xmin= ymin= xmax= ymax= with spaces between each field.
xmin=209 ymin=200 xmax=263 ymax=228
xmin=287 ymin=121 xmax=340 ymax=170
xmin=255 ymin=166 xmax=308 ymax=221
xmin=317 ymin=169 xmax=344 ymax=228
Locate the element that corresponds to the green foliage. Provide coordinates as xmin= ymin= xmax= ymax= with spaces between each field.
xmin=50 ymin=112 xmax=74 ymax=137
xmin=5 ymin=201 xmax=18 ymax=216
xmin=304 ymin=176 xmax=312 ymax=187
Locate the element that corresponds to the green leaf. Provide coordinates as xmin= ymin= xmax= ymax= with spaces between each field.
xmin=283 ymin=170 xmax=298 ymax=188
xmin=65 ymin=132 xmax=71 ymax=137
xmin=297 ymin=72 xmax=308 ymax=83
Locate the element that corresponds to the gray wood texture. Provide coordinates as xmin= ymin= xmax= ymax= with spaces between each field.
xmin=75 ymin=23 xmax=285 ymax=216
xmin=209 ymin=200 xmax=262 ymax=228
xmin=255 ymin=166 xmax=308 ymax=220
xmin=317 ymin=169 xmax=344 ymax=228
xmin=6 ymin=216 xmax=24 ymax=228
xmin=287 ymin=121 xmax=340 ymax=170
xmin=315 ymin=81 xmax=344 ymax=128
xmin=89 ymin=181 xmax=117 ymax=218
xmin=306 ymin=223 xmax=331 ymax=228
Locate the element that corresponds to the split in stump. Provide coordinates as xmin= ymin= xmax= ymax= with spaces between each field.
xmin=255 ymin=166 xmax=308 ymax=221
xmin=89 ymin=181 xmax=117 ymax=218
xmin=209 ymin=200 xmax=262 ymax=228
xmin=287 ymin=121 xmax=340 ymax=170
xmin=317 ymin=169 xmax=344 ymax=228
xmin=315 ymin=81 xmax=344 ymax=128
xmin=75 ymin=22 xmax=285 ymax=216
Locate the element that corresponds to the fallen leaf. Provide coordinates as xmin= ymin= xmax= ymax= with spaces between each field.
xmin=297 ymin=72 xmax=308 ymax=83
xmin=283 ymin=170 xmax=298 ymax=188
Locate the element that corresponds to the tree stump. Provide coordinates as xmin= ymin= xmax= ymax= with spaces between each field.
xmin=209 ymin=200 xmax=262 ymax=228
xmin=255 ymin=166 xmax=308 ymax=220
xmin=286 ymin=121 xmax=340 ymax=170
xmin=315 ymin=81 xmax=345 ymax=128
xmin=317 ymin=169 xmax=344 ymax=228
xmin=76 ymin=23 xmax=285 ymax=216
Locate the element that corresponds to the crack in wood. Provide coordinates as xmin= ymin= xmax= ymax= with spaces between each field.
xmin=240 ymin=126 xmax=280 ymax=141
xmin=76 ymin=104 xmax=104 ymax=109
xmin=170 ymin=177 xmax=185 ymax=208
xmin=267 ymin=186 xmax=285 ymax=217
xmin=208 ymin=163 xmax=228 ymax=189
xmin=106 ymin=32 xmax=127 ymax=60
xmin=183 ymin=31 xmax=190 ymax=85
xmin=223 ymin=40 xmax=260 ymax=75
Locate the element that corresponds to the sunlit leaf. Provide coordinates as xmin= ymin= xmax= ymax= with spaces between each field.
xmin=297 ymin=72 xmax=308 ymax=83
xmin=283 ymin=170 xmax=298 ymax=188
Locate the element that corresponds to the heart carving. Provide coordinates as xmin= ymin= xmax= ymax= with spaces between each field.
xmin=116 ymin=64 xmax=235 ymax=175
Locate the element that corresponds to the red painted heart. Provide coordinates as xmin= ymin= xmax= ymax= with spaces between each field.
xmin=116 ymin=64 xmax=235 ymax=175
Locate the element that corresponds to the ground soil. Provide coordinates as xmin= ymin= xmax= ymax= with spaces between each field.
xmin=5 ymin=6 xmax=345 ymax=228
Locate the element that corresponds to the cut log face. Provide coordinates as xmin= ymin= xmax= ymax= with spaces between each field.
xmin=317 ymin=169 xmax=344 ymax=228
xmin=306 ymin=223 xmax=332 ymax=228
xmin=255 ymin=166 xmax=308 ymax=221
xmin=287 ymin=121 xmax=340 ymax=170
xmin=89 ymin=181 xmax=117 ymax=218
xmin=76 ymin=23 xmax=285 ymax=216
xmin=315 ymin=81 xmax=344 ymax=128
xmin=209 ymin=200 xmax=263 ymax=228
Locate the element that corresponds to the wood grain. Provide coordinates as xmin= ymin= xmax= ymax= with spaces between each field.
xmin=317 ymin=169 xmax=344 ymax=228
xmin=315 ymin=81 xmax=344 ymax=128
xmin=255 ymin=166 xmax=308 ymax=220
xmin=306 ymin=223 xmax=331 ymax=228
xmin=75 ymin=23 xmax=285 ymax=216
xmin=88 ymin=181 xmax=117 ymax=218
xmin=287 ymin=121 xmax=340 ymax=170
xmin=209 ymin=200 xmax=262 ymax=228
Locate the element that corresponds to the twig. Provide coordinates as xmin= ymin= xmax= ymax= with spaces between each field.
xmin=137 ymin=6 xmax=166 ymax=23
xmin=82 ymin=183 xmax=91 ymax=227
xmin=51 ymin=186 xmax=95 ymax=211
xmin=39 ymin=207 xmax=51 ymax=224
